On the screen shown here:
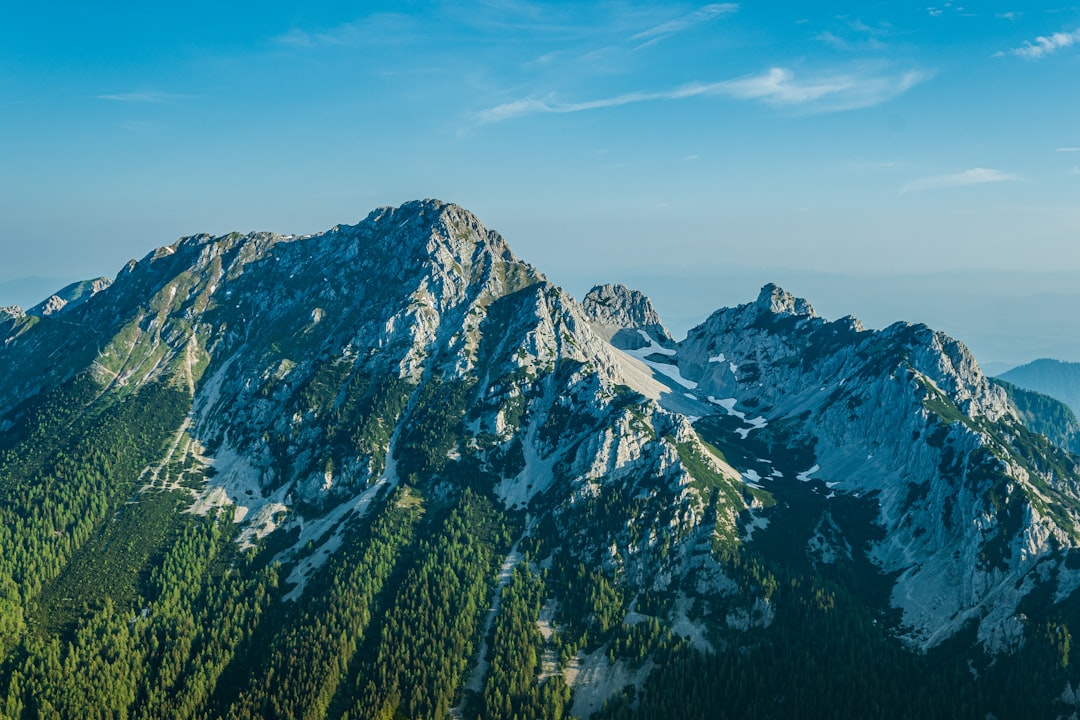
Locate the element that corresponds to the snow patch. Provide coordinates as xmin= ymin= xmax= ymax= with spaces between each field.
xmin=708 ymin=396 xmax=746 ymax=420
xmin=635 ymin=329 xmax=675 ymax=354
xmin=642 ymin=358 xmax=697 ymax=390
xmin=620 ymin=333 xmax=696 ymax=389
xmin=734 ymin=416 xmax=768 ymax=440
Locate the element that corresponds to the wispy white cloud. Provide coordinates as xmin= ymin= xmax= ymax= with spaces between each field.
xmin=275 ymin=27 xmax=332 ymax=48
xmin=720 ymin=67 xmax=929 ymax=109
xmin=1056 ymin=147 xmax=1080 ymax=152
xmin=474 ymin=92 xmax=656 ymax=123
xmin=900 ymin=167 xmax=1020 ymax=194
xmin=96 ymin=91 xmax=189 ymax=103
xmin=720 ymin=67 xmax=854 ymax=104
xmin=816 ymin=21 xmax=887 ymax=51
xmin=475 ymin=66 xmax=931 ymax=123
xmin=274 ymin=14 xmax=416 ymax=48
xmin=996 ymin=28 xmax=1080 ymax=59
xmin=816 ymin=31 xmax=848 ymax=49
xmin=928 ymin=2 xmax=972 ymax=18
xmin=630 ymin=3 xmax=738 ymax=49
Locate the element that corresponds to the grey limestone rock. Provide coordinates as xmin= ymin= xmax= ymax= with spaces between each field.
xmin=582 ymin=283 xmax=674 ymax=349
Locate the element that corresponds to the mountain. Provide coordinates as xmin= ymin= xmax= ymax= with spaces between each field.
xmin=991 ymin=378 xmax=1080 ymax=455
xmin=24 ymin=277 xmax=111 ymax=318
xmin=999 ymin=358 xmax=1080 ymax=418
xmin=3 ymin=199 xmax=1080 ymax=718
xmin=0 ymin=276 xmax=78 ymax=312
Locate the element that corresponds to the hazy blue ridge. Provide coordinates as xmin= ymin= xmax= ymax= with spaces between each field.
xmin=998 ymin=359 xmax=1080 ymax=418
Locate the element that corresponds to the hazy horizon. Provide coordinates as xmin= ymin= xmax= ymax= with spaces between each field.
xmin=4 ymin=240 xmax=1077 ymax=371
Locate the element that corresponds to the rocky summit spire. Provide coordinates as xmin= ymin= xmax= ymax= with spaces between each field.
xmin=582 ymin=283 xmax=673 ymax=348
xmin=755 ymin=283 xmax=817 ymax=318
xmin=582 ymin=283 xmax=664 ymax=329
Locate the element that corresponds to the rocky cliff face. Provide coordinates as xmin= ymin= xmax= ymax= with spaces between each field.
xmin=581 ymin=283 xmax=674 ymax=351
xmin=5 ymin=200 xmax=1080 ymax=714
xmin=673 ymin=283 xmax=1080 ymax=650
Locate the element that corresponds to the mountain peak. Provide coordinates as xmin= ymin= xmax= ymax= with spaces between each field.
xmin=582 ymin=283 xmax=673 ymax=347
xmin=755 ymin=283 xmax=816 ymax=318
xmin=582 ymin=283 xmax=663 ymax=329
xmin=26 ymin=277 xmax=112 ymax=318
xmin=353 ymin=199 xmax=519 ymax=274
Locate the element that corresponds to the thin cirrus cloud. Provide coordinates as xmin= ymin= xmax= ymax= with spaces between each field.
xmin=96 ymin=91 xmax=190 ymax=103
xmin=474 ymin=66 xmax=931 ymax=124
xmin=274 ymin=14 xmax=415 ymax=49
xmin=996 ymin=28 xmax=1080 ymax=59
xmin=630 ymin=3 xmax=738 ymax=49
xmin=900 ymin=168 xmax=1020 ymax=194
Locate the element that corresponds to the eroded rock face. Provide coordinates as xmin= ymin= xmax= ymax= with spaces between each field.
xmin=37 ymin=295 xmax=67 ymax=316
xmin=582 ymin=283 xmax=674 ymax=350
xmin=582 ymin=283 xmax=666 ymax=331
xmin=674 ymin=284 xmax=1079 ymax=651
xmin=26 ymin=277 xmax=113 ymax=318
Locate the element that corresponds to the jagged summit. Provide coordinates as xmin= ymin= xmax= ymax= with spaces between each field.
xmin=0 ymin=306 xmax=24 ymax=335
xmin=26 ymin=277 xmax=111 ymax=318
xmin=113 ymin=199 xmax=516 ymax=298
xmin=582 ymin=283 xmax=674 ymax=349
xmin=350 ymin=199 xmax=519 ymax=269
xmin=582 ymin=284 xmax=663 ymax=329
xmin=755 ymin=282 xmax=817 ymax=318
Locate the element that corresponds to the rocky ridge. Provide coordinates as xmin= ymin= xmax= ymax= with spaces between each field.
xmin=5 ymin=200 xmax=1080 ymax=714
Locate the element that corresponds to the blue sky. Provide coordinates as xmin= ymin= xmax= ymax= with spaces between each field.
xmin=3 ymin=1 xmax=1080 ymax=365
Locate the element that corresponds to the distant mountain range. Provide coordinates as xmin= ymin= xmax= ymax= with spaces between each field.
xmin=3 ymin=200 xmax=1080 ymax=718
xmin=998 ymin=359 xmax=1080 ymax=417
xmin=0 ymin=275 xmax=77 ymax=310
